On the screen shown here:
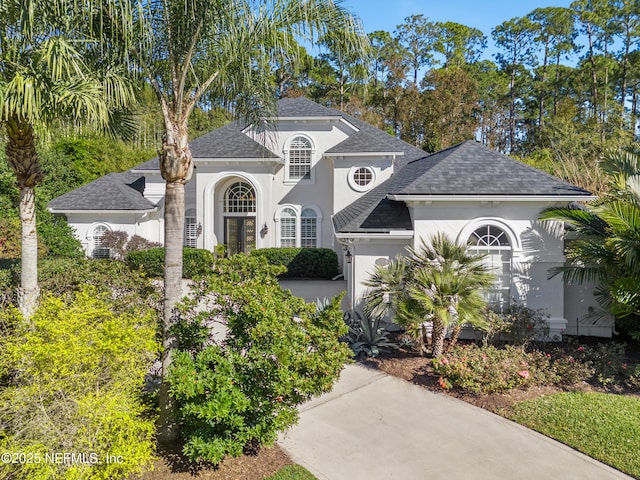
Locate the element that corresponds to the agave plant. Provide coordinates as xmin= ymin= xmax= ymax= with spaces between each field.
xmin=342 ymin=311 xmax=399 ymax=358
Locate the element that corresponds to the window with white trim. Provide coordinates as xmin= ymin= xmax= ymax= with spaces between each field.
xmin=348 ymin=166 xmax=376 ymax=192
xmin=287 ymin=136 xmax=312 ymax=181
xmin=185 ymin=208 xmax=198 ymax=247
xmin=301 ymin=208 xmax=318 ymax=247
xmin=91 ymin=224 xmax=111 ymax=259
xmin=280 ymin=208 xmax=297 ymax=247
xmin=277 ymin=205 xmax=321 ymax=248
xmin=468 ymin=225 xmax=511 ymax=312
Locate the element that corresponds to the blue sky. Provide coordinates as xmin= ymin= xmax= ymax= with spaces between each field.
xmin=344 ymin=0 xmax=575 ymax=60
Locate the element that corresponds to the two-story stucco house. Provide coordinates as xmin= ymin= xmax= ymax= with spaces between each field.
xmin=49 ymin=96 xmax=612 ymax=337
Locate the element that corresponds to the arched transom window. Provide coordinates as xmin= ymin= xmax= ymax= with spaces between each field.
xmin=288 ymin=136 xmax=312 ymax=180
xmin=468 ymin=225 xmax=512 ymax=311
xmin=224 ymin=182 xmax=256 ymax=214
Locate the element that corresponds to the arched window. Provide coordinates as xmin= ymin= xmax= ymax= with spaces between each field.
xmin=224 ymin=182 xmax=256 ymax=214
xmin=280 ymin=207 xmax=297 ymax=247
xmin=469 ymin=225 xmax=511 ymax=311
xmin=287 ymin=136 xmax=312 ymax=181
xmin=91 ymin=224 xmax=111 ymax=259
xmin=184 ymin=208 xmax=198 ymax=248
xmin=301 ymin=208 xmax=318 ymax=247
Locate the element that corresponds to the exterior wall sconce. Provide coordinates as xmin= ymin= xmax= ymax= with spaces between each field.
xmin=260 ymin=223 xmax=269 ymax=238
xmin=197 ymin=222 xmax=203 ymax=237
xmin=345 ymin=250 xmax=352 ymax=264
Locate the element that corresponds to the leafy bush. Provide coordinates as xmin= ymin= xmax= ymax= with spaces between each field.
xmin=37 ymin=211 xmax=84 ymax=258
xmin=250 ymin=248 xmax=339 ymax=279
xmin=169 ymin=254 xmax=350 ymax=464
xmin=342 ymin=311 xmax=399 ymax=358
xmin=433 ymin=343 xmax=602 ymax=393
xmin=0 ymin=288 xmax=159 ymax=480
xmin=126 ymin=247 xmax=215 ymax=278
xmin=477 ymin=303 xmax=552 ymax=347
xmin=100 ymin=230 xmax=160 ymax=260
xmin=433 ymin=344 xmax=556 ymax=393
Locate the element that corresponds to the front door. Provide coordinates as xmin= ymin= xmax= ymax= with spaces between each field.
xmin=225 ymin=217 xmax=256 ymax=255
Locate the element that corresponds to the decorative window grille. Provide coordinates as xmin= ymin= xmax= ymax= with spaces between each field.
xmin=92 ymin=225 xmax=111 ymax=259
xmin=353 ymin=167 xmax=374 ymax=187
xmin=288 ymin=136 xmax=312 ymax=180
xmin=280 ymin=207 xmax=297 ymax=247
xmin=301 ymin=208 xmax=318 ymax=247
xmin=224 ymin=182 xmax=256 ymax=213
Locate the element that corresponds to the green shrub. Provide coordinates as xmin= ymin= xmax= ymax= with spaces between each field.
xmin=169 ymin=254 xmax=350 ymax=464
xmin=250 ymin=247 xmax=339 ymax=279
xmin=35 ymin=257 xmax=161 ymax=317
xmin=0 ymin=288 xmax=159 ymax=480
xmin=433 ymin=344 xmax=556 ymax=393
xmin=126 ymin=247 xmax=215 ymax=278
xmin=433 ymin=343 xmax=597 ymax=394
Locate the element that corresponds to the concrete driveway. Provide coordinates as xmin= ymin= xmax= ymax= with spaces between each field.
xmin=278 ymin=364 xmax=632 ymax=480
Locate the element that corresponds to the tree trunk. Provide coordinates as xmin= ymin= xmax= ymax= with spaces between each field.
xmin=157 ymin=124 xmax=193 ymax=444
xmin=446 ymin=324 xmax=462 ymax=352
xmin=5 ymin=118 xmax=42 ymax=321
xmin=431 ymin=318 xmax=445 ymax=358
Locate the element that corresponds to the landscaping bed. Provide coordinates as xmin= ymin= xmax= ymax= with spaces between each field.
xmin=363 ymin=334 xmax=640 ymax=413
xmin=134 ymin=443 xmax=295 ymax=480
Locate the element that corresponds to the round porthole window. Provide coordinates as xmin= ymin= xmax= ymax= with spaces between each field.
xmin=348 ymin=166 xmax=376 ymax=192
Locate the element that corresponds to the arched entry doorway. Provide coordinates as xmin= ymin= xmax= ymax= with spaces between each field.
xmin=223 ymin=181 xmax=256 ymax=255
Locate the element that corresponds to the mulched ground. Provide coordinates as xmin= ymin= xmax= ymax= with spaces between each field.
xmin=134 ymin=442 xmax=292 ymax=480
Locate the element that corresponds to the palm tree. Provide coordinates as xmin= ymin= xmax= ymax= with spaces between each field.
xmin=94 ymin=0 xmax=369 ymax=442
xmin=364 ymin=234 xmax=494 ymax=357
xmin=540 ymin=146 xmax=640 ymax=337
xmin=0 ymin=0 xmax=137 ymax=320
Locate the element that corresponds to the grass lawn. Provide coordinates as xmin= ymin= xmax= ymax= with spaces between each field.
xmin=264 ymin=464 xmax=318 ymax=480
xmin=508 ymin=392 xmax=640 ymax=478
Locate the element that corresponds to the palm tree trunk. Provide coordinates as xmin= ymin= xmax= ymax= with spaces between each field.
xmin=446 ymin=324 xmax=461 ymax=352
xmin=5 ymin=118 xmax=42 ymax=321
xmin=157 ymin=123 xmax=193 ymax=444
xmin=431 ymin=319 xmax=446 ymax=358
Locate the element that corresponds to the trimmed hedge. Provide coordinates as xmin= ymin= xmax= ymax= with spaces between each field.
xmin=126 ymin=247 xmax=215 ymax=278
xmin=250 ymin=248 xmax=339 ymax=279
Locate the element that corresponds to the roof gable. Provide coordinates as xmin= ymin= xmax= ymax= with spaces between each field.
xmin=48 ymin=172 xmax=156 ymax=212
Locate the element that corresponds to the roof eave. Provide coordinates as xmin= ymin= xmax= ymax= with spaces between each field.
xmin=48 ymin=207 xmax=158 ymax=214
xmin=387 ymin=194 xmax=597 ymax=203
xmin=335 ymin=230 xmax=414 ymax=240
xmin=327 ymin=151 xmax=404 ymax=157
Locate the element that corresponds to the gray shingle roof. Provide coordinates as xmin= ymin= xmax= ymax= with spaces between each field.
xmin=325 ymin=129 xmax=402 ymax=154
xmin=390 ymin=141 xmax=592 ymax=196
xmin=48 ymin=172 xmax=156 ymax=212
xmin=333 ymin=140 xmax=592 ymax=233
xmin=189 ymin=121 xmax=280 ymax=159
xmin=277 ymin=97 xmax=342 ymax=117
